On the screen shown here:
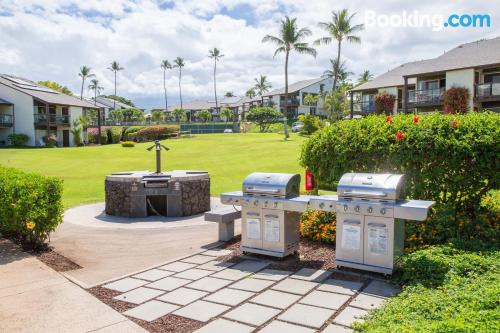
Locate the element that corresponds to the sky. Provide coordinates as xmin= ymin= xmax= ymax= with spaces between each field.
xmin=0 ymin=0 xmax=497 ymax=110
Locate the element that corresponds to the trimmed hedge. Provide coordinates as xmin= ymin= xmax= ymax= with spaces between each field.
xmin=136 ymin=125 xmax=179 ymax=141
xmin=121 ymin=141 xmax=135 ymax=147
xmin=106 ymin=126 xmax=123 ymax=144
xmin=0 ymin=165 xmax=63 ymax=249
xmin=123 ymin=126 xmax=146 ymax=141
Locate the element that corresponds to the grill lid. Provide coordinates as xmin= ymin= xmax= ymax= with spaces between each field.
xmin=243 ymin=172 xmax=300 ymax=198
xmin=337 ymin=173 xmax=404 ymax=201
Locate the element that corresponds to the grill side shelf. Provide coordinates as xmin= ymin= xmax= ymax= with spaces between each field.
xmin=394 ymin=200 xmax=435 ymax=221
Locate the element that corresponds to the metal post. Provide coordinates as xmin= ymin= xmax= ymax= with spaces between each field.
xmin=156 ymin=142 xmax=161 ymax=174
xmin=403 ymin=77 xmax=408 ymax=114
xmin=350 ymin=91 xmax=354 ymax=119
xmin=97 ymin=107 xmax=102 ymax=144
xmin=283 ymin=117 xmax=289 ymax=140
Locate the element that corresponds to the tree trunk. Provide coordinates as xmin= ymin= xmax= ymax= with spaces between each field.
xmin=113 ymin=71 xmax=117 ymax=109
xmin=284 ymin=50 xmax=289 ymax=116
xmin=333 ymin=39 xmax=342 ymax=92
xmin=179 ymin=68 xmax=183 ymax=110
xmin=163 ymin=70 xmax=168 ymax=114
xmin=214 ymin=60 xmax=218 ymax=114
xmin=80 ymin=78 xmax=84 ymax=100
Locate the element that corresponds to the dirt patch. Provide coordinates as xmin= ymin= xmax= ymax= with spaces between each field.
xmin=88 ymin=286 xmax=137 ymax=312
xmin=36 ymin=249 xmax=82 ymax=272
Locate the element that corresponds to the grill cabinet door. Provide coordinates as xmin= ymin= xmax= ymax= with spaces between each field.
xmin=363 ymin=216 xmax=394 ymax=269
xmin=336 ymin=213 xmax=363 ymax=264
xmin=242 ymin=208 xmax=262 ymax=249
xmin=262 ymin=209 xmax=284 ymax=253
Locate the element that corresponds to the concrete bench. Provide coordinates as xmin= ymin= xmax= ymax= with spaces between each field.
xmin=205 ymin=208 xmax=241 ymax=241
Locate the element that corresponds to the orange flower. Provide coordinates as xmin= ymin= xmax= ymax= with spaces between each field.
xmin=413 ymin=116 xmax=420 ymax=124
xmin=385 ymin=116 xmax=394 ymax=124
xmin=452 ymin=119 xmax=460 ymax=128
xmin=395 ymin=131 xmax=405 ymax=141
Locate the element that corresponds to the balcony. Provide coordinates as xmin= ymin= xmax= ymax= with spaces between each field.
xmin=280 ymin=97 xmax=300 ymax=106
xmin=0 ymin=114 xmax=13 ymax=127
xmin=407 ymin=88 xmax=445 ymax=107
xmin=476 ymin=83 xmax=500 ymax=100
xmin=33 ymin=114 xmax=71 ymax=126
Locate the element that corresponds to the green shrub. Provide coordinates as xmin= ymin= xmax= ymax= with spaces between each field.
xmin=43 ymin=134 xmax=57 ymax=147
xmin=136 ymin=125 xmax=180 ymax=141
xmin=196 ymin=109 xmax=212 ymax=123
xmin=300 ymin=209 xmax=336 ymax=243
xmin=106 ymin=126 xmax=123 ymax=144
xmin=121 ymin=141 xmax=135 ymax=147
xmin=123 ymin=126 xmax=146 ymax=141
xmin=7 ymin=133 xmax=29 ymax=146
xmin=0 ymin=165 xmax=63 ymax=250
xmin=298 ymin=114 xmax=320 ymax=135
xmin=246 ymin=107 xmax=283 ymax=132
xmin=88 ymin=127 xmax=108 ymax=144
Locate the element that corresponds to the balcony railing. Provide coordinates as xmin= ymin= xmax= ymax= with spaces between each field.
xmin=280 ymin=98 xmax=300 ymax=106
xmin=0 ymin=114 xmax=13 ymax=127
xmin=476 ymin=82 xmax=500 ymax=99
xmin=407 ymin=88 xmax=445 ymax=106
xmin=33 ymin=114 xmax=71 ymax=125
xmin=353 ymin=101 xmax=376 ymax=114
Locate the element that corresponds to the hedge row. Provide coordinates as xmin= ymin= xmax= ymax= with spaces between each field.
xmin=0 ymin=165 xmax=64 ymax=249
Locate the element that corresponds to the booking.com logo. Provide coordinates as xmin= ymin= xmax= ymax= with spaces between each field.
xmin=365 ymin=10 xmax=491 ymax=31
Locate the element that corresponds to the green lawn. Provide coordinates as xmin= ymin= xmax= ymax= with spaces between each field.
xmin=0 ymin=133 xmax=307 ymax=207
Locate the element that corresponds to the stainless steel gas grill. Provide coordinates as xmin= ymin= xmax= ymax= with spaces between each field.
xmin=221 ymin=172 xmax=310 ymax=257
xmin=309 ymin=173 xmax=435 ymax=275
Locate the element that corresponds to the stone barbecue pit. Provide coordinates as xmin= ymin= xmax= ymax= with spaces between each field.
xmin=105 ymin=170 xmax=210 ymax=218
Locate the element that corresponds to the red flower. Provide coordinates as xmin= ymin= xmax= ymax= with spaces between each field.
xmin=413 ymin=116 xmax=420 ymax=124
xmin=385 ymin=116 xmax=394 ymax=124
xmin=395 ymin=131 xmax=405 ymax=141
xmin=452 ymin=119 xmax=460 ymax=128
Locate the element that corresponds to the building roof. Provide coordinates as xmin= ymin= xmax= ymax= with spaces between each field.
xmin=94 ymin=96 xmax=134 ymax=109
xmin=83 ymin=97 xmax=109 ymax=108
xmin=353 ymin=37 xmax=500 ymax=92
xmin=0 ymin=74 xmax=97 ymax=108
xmin=265 ymin=77 xmax=326 ymax=96
xmin=0 ymin=97 xmax=13 ymax=105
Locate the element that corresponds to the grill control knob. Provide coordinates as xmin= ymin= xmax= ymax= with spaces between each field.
xmin=354 ymin=205 xmax=360 ymax=212
xmin=380 ymin=208 xmax=386 ymax=215
xmin=343 ymin=204 xmax=348 ymax=212
xmin=319 ymin=202 xmax=325 ymax=209
xmin=367 ymin=206 xmax=373 ymax=213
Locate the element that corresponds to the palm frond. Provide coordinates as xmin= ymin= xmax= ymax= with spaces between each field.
xmin=262 ymin=34 xmax=284 ymax=45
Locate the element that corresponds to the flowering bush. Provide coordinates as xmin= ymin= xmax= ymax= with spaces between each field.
xmin=136 ymin=125 xmax=180 ymax=141
xmin=374 ymin=93 xmax=396 ymax=115
xmin=300 ymin=209 xmax=336 ymax=243
xmin=443 ymin=86 xmax=470 ymax=114
xmin=87 ymin=127 xmax=108 ymax=144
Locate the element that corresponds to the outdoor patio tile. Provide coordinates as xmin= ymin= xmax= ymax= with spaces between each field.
xmin=202 ymin=249 xmax=233 ymax=257
xmin=253 ymin=269 xmax=293 ymax=281
xmin=290 ymin=268 xmax=331 ymax=282
xmin=197 ymin=260 xmax=236 ymax=272
xmin=230 ymin=277 xmax=274 ymax=292
xmin=132 ymin=269 xmax=174 ymax=282
xmin=350 ymin=293 xmax=386 ymax=310
xmin=102 ymin=277 xmax=148 ymax=292
xmin=321 ymin=324 xmax=354 ymax=333
xmin=299 ymin=290 xmax=350 ymax=310
xmin=317 ymin=279 xmax=363 ymax=296
xmin=158 ymin=261 xmax=197 ymax=272
xmin=156 ymin=287 xmax=208 ymax=306
xmin=123 ymin=300 xmax=179 ymax=322
xmin=173 ymin=268 xmax=214 ymax=280
xmin=259 ymin=320 xmax=316 ymax=333
xmin=271 ymin=278 xmax=318 ymax=295
xmin=146 ymin=276 xmax=191 ymax=291
xmin=204 ymin=288 xmax=255 ymax=306
xmin=194 ymin=319 xmax=254 ymax=333
xmin=181 ymin=255 xmax=215 ymax=265
xmin=113 ymin=287 xmax=165 ymax=305
xmin=211 ymin=260 xmax=269 ymax=281
xmin=250 ymin=289 xmax=301 ymax=309
xmin=223 ymin=303 xmax=281 ymax=326
xmin=173 ymin=300 xmax=230 ymax=322
xmin=186 ymin=276 xmax=233 ymax=292
xmin=333 ymin=306 xmax=368 ymax=327
xmin=278 ymin=303 xmax=334 ymax=329
xmin=362 ymin=280 xmax=401 ymax=298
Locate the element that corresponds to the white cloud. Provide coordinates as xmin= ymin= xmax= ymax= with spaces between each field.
xmin=0 ymin=0 xmax=497 ymax=108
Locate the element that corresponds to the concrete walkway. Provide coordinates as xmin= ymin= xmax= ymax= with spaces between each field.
xmin=50 ymin=198 xmax=241 ymax=287
xmin=0 ymin=238 xmax=146 ymax=333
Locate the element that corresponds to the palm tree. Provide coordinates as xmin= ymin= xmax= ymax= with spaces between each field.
xmin=323 ymin=59 xmax=353 ymax=84
xmin=173 ymin=57 xmax=185 ymax=109
xmin=208 ymin=48 xmax=224 ymax=112
xmin=246 ymin=88 xmax=256 ymax=99
xmin=161 ymin=60 xmax=172 ymax=113
xmin=358 ymin=70 xmax=374 ymax=83
xmin=107 ymin=61 xmax=124 ymax=109
xmin=78 ymin=66 xmax=94 ymax=100
xmin=314 ymin=9 xmax=363 ymax=92
xmin=88 ymin=79 xmax=104 ymax=143
xmin=254 ymin=75 xmax=272 ymax=105
xmin=224 ymin=91 xmax=234 ymax=98
xmin=262 ymin=16 xmax=316 ymax=117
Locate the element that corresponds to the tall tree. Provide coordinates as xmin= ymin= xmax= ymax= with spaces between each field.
xmin=262 ymin=16 xmax=316 ymax=118
xmin=224 ymin=91 xmax=234 ymax=98
xmin=358 ymin=70 xmax=374 ymax=83
xmin=208 ymin=48 xmax=224 ymax=112
xmin=254 ymin=75 xmax=272 ymax=105
xmin=161 ymin=60 xmax=172 ymax=113
xmin=323 ymin=59 xmax=353 ymax=84
xmin=173 ymin=57 xmax=185 ymax=110
xmin=78 ymin=66 xmax=94 ymax=100
xmin=314 ymin=9 xmax=363 ymax=92
xmin=107 ymin=61 xmax=124 ymax=109
xmin=88 ymin=79 xmax=104 ymax=142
